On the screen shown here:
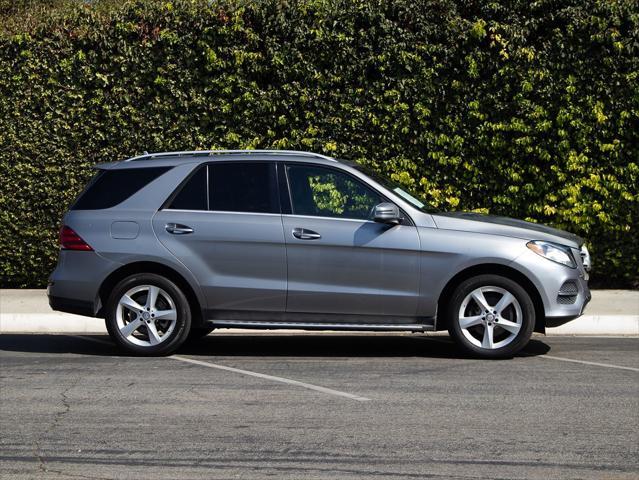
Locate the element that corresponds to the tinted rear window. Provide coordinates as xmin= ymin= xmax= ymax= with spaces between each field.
xmin=168 ymin=166 xmax=208 ymax=210
xmin=72 ymin=167 xmax=171 ymax=210
xmin=209 ymin=163 xmax=278 ymax=213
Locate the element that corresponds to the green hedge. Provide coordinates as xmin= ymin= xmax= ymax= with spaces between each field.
xmin=1 ymin=0 xmax=637 ymax=288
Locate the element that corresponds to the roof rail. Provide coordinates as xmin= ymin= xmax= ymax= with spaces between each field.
xmin=125 ymin=150 xmax=337 ymax=162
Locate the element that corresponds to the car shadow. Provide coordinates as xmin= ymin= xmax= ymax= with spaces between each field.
xmin=0 ymin=333 xmax=551 ymax=359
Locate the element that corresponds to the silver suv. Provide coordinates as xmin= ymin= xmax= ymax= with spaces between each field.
xmin=48 ymin=150 xmax=591 ymax=358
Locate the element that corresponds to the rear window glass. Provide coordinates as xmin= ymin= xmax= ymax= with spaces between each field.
xmin=209 ymin=163 xmax=278 ymax=214
xmin=72 ymin=167 xmax=171 ymax=210
xmin=168 ymin=166 xmax=208 ymax=210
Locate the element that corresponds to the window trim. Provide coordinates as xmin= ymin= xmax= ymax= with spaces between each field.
xmin=282 ymin=162 xmax=413 ymax=225
xmin=276 ymin=162 xmax=292 ymax=214
xmin=164 ymin=209 xmax=281 ymax=217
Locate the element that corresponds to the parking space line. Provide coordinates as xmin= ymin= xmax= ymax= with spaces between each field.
xmin=171 ymin=355 xmax=372 ymax=402
xmin=73 ymin=336 xmax=372 ymax=400
xmin=538 ymin=354 xmax=639 ymax=372
xmin=527 ymin=355 xmax=639 ymax=372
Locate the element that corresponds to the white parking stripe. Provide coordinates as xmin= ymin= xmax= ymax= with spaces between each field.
xmin=412 ymin=336 xmax=639 ymax=371
xmin=538 ymin=354 xmax=639 ymax=372
xmin=171 ymin=355 xmax=372 ymax=402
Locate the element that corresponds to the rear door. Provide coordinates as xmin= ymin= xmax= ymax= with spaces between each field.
xmin=282 ymin=163 xmax=421 ymax=320
xmin=153 ymin=161 xmax=286 ymax=316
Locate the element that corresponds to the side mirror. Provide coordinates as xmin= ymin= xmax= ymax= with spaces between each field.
xmin=373 ymin=203 xmax=401 ymax=225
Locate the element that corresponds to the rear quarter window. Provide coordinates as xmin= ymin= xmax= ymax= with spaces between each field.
xmin=166 ymin=166 xmax=208 ymax=211
xmin=71 ymin=167 xmax=171 ymax=210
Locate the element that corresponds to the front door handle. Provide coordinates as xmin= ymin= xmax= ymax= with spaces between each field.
xmin=166 ymin=223 xmax=194 ymax=235
xmin=292 ymin=228 xmax=321 ymax=240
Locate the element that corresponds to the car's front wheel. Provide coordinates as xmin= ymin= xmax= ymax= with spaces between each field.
xmin=446 ymin=274 xmax=535 ymax=359
xmin=105 ymin=273 xmax=191 ymax=356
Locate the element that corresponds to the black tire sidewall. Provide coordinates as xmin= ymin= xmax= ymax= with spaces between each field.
xmin=105 ymin=273 xmax=191 ymax=356
xmin=446 ymin=274 xmax=535 ymax=359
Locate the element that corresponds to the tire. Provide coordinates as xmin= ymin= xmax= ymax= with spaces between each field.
xmin=105 ymin=273 xmax=191 ymax=356
xmin=186 ymin=326 xmax=215 ymax=341
xmin=446 ymin=274 xmax=535 ymax=359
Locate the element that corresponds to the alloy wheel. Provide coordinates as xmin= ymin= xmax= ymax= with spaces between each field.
xmin=115 ymin=285 xmax=178 ymax=347
xmin=457 ymin=286 xmax=523 ymax=350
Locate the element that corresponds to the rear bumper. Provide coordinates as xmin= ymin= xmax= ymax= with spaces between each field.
xmin=47 ymin=250 xmax=117 ymax=318
xmin=48 ymin=293 xmax=96 ymax=317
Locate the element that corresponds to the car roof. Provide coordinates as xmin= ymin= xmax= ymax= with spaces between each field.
xmin=97 ymin=150 xmax=355 ymax=170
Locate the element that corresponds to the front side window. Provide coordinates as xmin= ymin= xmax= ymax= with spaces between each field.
xmin=209 ymin=162 xmax=279 ymax=214
xmin=72 ymin=167 xmax=171 ymax=210
xmin=286 ymin=165 xmax=382 ymax=220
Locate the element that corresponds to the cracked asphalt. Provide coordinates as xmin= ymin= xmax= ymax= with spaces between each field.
xmin=1 ymin=334 xmax=638 ymax=480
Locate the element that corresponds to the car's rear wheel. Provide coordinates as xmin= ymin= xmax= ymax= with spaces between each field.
xmin=105 ymin=273 xmax=191 ymax=356
xmin=446 ymin=274 xmax=535 ymax=358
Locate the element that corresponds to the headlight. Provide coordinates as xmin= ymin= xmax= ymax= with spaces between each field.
xmin=527 ymin=241 xmax=576 ymax=268
xmin=580 ymin=244 xmax=592 ymax=271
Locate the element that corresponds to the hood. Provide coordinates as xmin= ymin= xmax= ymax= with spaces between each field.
xmin=431 ymin=212 xmax=584 ymax=248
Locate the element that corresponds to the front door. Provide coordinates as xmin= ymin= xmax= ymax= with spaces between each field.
xmin=153 ymin=161 xmax=286 ymax=316
xmin=282 ymin=163 xmax=421 ymax=321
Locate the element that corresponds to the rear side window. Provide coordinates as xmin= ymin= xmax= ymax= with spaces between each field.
xmin=168 ymin=166 xmax=208 ymax=210
xmin=209 ymin=163 xmax=279 ymax=213
xmin=72 ymin=167 xmax=171 ymax=210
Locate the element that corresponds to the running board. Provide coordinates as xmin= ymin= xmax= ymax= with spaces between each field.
xmin=208 ymin=320 xmax=434 ymax=332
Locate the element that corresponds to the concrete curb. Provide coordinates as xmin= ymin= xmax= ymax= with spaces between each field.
xmin=1 ymin=312 xmax=637 ymax=335
xmin=1 ymin=288 xmax=637 ymax=335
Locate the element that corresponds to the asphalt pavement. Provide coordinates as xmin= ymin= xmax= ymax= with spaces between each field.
xmin=1 ymin=333 xmax=637 ymax=480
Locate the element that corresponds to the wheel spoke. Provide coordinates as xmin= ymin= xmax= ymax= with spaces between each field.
xmin=154 ymin=309 xmax=177 ymax=322
xmin=120 ymin=295 xmax=143 ymax=313
xmin=482 ymin=323 xmax=495 ymax=349
xmin=145 ymin=286 xmax=160 ymax=310
xmin=146 ymin=322 xmax=161 ymax=346
xmin=120 ymin=318 xmax=143 ymax=338
xmin=494 ymin=292 xmax=515 ymax=315
xmin=497 ymin=319 xmax=521 ymax=334
xmin=471 ymin=289 xmax=492 ymax=312
xmin=459 ymin=315 xmax=483 ymax=329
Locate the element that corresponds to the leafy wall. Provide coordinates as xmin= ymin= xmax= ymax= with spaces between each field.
xmin=1 ymin=0 xmax=637 ymax=288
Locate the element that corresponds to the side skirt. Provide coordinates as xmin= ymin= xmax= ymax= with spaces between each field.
xmin=208 ymin=321 xmax=434 ymax=332
xmin=204 ymin=310 xmax=435 ymax=332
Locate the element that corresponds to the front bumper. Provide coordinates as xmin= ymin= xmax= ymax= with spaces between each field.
xmin=511 ymin=246 xmax=591 ymax=329
xmin=545 ymin=290 xmax=592 ymax=327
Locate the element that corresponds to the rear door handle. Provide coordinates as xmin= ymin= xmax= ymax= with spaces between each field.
xmin=292 ymin=228 xmax=321 ymax=240
xmin=165 ymin=223 xmax=194 ymax=235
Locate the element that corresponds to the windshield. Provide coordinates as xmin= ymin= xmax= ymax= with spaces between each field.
xmin=354 ymin=166 xmax=441 ymax=214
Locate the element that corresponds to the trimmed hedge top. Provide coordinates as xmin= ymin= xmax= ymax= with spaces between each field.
xmin=0 ymin=0 xmax=637 ymax=288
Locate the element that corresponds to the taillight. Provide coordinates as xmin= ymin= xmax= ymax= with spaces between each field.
xmin=59 ymin=226 xmax=93 ymax=251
